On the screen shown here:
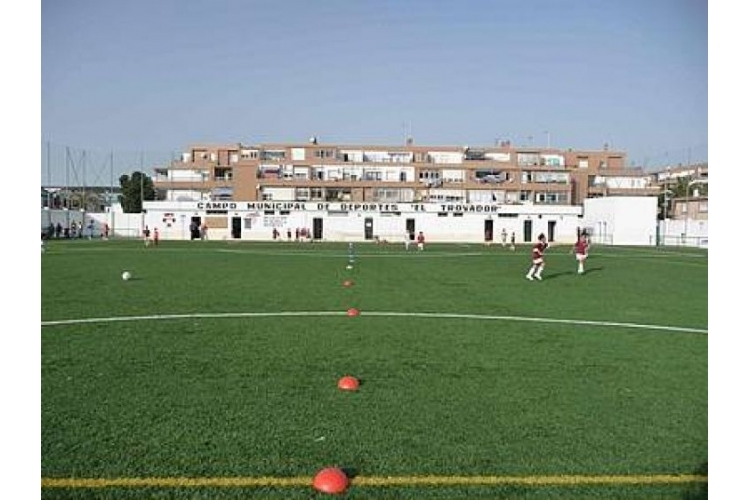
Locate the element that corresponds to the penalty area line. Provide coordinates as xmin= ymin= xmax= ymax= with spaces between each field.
xmin=41 ymin=474 xmax=708 ymax=489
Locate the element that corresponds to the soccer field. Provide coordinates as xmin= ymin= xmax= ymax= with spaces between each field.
xmin=40 ymin=240 xmax=708 ymax=499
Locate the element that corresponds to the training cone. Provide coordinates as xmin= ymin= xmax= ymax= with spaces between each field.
xmin=342 ymin=279 xmax=354 ymax=288
xmin=312 ymin=467 xmax=349 ymax=495
xmin=338 ymin=375 xmax=360 ymax=391
xmin=346 ymin=308 xmax=360 ymax=317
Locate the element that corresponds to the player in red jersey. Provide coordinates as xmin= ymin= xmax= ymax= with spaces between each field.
xmin=526 ymin=233 xmax=548 ymax=281
xmin=417 ymin=231 xmax=425 ymax=251
xmin=573 ymin=232 xmax=589 ymax=274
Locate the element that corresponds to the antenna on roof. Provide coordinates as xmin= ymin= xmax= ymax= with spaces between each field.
xmin=309 ymin=136 xmax=318 ymax=145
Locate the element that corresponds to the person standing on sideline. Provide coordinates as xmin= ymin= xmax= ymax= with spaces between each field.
xmin=143 ymin=225 xmax=151 ymax=247
xmin=526 ymin=233 xmax=548 ymax=281
xmin=573 ymin=231 xmax=590 ymax=274
xmin=510 ymin=231 xmax=516 ymax=251
xmin=500 ymin=228 xmax=507 ymax=248
xmin=404 ymin=230 xmax=411 ymax=251
xmin=153 ymin=227 xmax=160 ymax=246
xmin=417 ymin=231 xmax=425 ymax=251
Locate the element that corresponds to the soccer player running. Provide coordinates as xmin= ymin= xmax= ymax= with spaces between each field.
xmin=526 ymin=233 xmax=548 ymax=281
xmin=573 ymin=231 xmax=590 ymax=274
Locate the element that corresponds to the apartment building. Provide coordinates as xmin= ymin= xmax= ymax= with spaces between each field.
xmin=144 ymin=140 xmax=662 ymax=244
xmin=153 ymin=140 xmax=659 ymax=206
xmin=653 ymin=163 xmax=708 ymax=220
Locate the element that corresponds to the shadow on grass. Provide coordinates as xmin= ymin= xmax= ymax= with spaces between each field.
xmin=682 ymin=461 xmax=707 ymax=500
xmin=539 ymin=266 xmax=605 ymax=280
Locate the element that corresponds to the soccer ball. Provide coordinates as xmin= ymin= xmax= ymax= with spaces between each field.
xmin=122 ymin=271 xmax=132 ymax=281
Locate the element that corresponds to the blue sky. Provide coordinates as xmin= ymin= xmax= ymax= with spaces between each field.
xmin=40 ymin=0 xmax=708 ymax=184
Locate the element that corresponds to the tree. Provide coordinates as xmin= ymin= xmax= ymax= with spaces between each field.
xmin=119 ymin=171 xmax=155 ymax=213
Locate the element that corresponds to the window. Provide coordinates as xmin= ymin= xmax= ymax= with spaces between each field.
xmin=262 ymin=150 xmax=286 ymax=161
xmin=364 ymin=170 xmax=383 ymax=181
xmin=326 ymin=188 xmax=351 ymax=201
xmin=533 ymin=172 xmax=569 ymax=184
xmin=535 ymin=192 xmax=568 ymax=204
xmin=474 ymin=169 xmax=504 ymax=183
xmin=314 ymin=149 xmax=334 ymax=159
xmin=517 ymin=152 xmax=541 ymax=166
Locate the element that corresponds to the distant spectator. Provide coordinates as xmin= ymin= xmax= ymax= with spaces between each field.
xmin=55 ymin=223 xmax=62 ymax=239
xmin=201 ymin=222 xmax=208 ymax=240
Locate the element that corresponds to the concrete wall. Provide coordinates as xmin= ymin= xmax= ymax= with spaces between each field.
xmin=138 ymin=200 xmax=584 ymax=244
xmin=41 ymin=207 xmax=144 ymax=239
xmin=45 ymin=197 xmax=695 ymax=248
xmin=582 ymin=196 xmax=659 ymax=246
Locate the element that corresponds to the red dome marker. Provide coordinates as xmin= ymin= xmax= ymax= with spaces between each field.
xmin=338 ymin=376 xmax=360 ymax=391
xmin=346 ymin=308 xmax=360 ymax=317
xmin=312 ymin=467 xmax=349 ymax=494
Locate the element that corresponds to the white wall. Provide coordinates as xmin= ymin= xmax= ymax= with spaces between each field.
xmin=137 ymin=201 xmax=585 ymax=244
xmin=582 ymin=197 xmax=658 ymax=245
xmin=41 ymin=208 xmax=144 ymax=238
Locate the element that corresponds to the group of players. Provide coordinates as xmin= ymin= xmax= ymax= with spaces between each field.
xmin=525 ymin=231 xmax=590 ymax=281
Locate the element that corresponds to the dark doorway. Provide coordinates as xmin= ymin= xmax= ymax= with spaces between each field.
xmin=484 ymin=219 xmax=494 ymax=242
xmin=313 ymin=218 xmax=323 ymax=240
xmin=547 ymin=220 xmax=557 ymax=242
xmin=364 ymin=217 xmax=374 ymax=240
xmin=190 ymin=216 xmax=202 ymax=240
xmin=406 ymin=218 xmax=415 ymax=240
xmin=523 ymin=219 xmax=533 ymax=242
xmin=231 ymin=217 xmax=241 ymax=239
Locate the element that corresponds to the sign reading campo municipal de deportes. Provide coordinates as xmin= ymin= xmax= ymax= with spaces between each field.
xmin=194 ymin=201 xmax=502 ymax=213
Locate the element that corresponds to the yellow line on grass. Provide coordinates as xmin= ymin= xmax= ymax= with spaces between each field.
xmin=42 ymin=474 xmax=707 ymax=489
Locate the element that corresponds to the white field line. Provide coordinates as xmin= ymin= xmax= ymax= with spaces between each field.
xmin=40 ymin=310 xmax=707 ymax=334
xmin=216 ymin=248 xmax=486 ymax=258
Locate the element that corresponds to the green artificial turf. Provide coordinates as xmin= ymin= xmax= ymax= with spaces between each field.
xmin=41 ymin=239 xmax=707 ymax=499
